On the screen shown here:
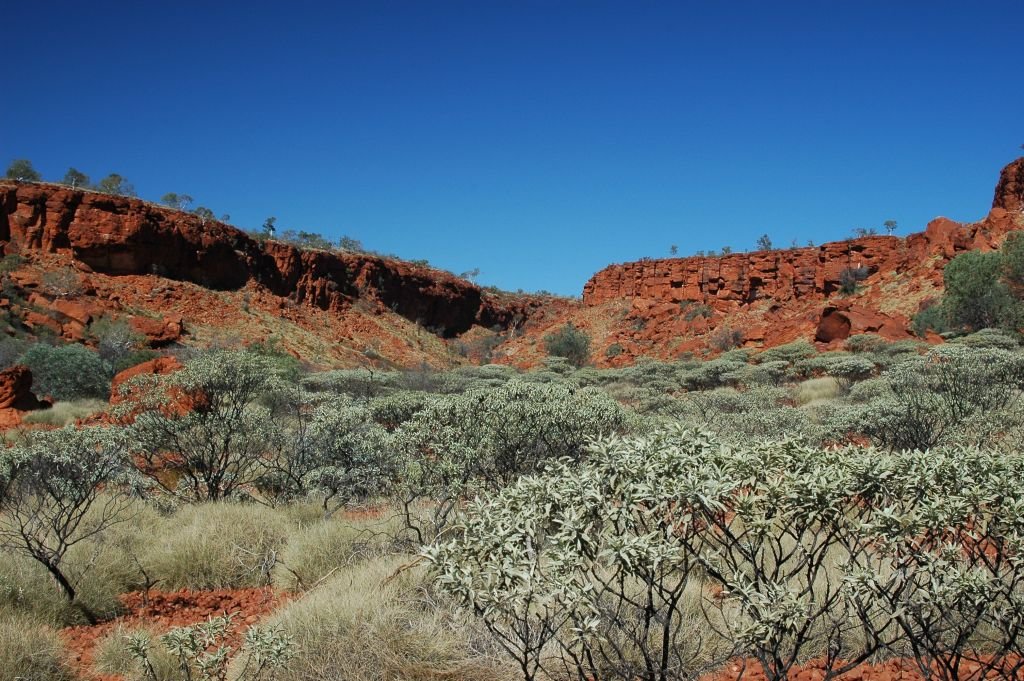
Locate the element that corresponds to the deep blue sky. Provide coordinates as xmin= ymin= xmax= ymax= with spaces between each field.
xmin=4 ymin=2 xmax=1022 ymax=295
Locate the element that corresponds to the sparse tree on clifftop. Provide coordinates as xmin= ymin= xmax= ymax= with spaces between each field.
xmin=96 ymin=173 xmax=135 ymax=197
xmin=62 ymin=167 xmax=89 ymax=189
xmin=5 ymin=159 xmax=41 ymax=181
xmin=161 ymin=192 xmax=194 ymax=211
xmin=756 ymin=233 xmax=773 ymax=251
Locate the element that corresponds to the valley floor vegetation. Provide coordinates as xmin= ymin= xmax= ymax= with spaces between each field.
xmin=3 ymin=329 xmax=1024 ymax=681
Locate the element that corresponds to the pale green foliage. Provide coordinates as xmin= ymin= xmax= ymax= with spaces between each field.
xmin=127 ymin=350 xmax=285 ymax=501
xmin=392 ymin=380 xmax=630 ymax=540
xmin=431 ymin=427 xmax=1024 ymax=681
xmin=677 ymin=357 xmax=749 ymax=390
xmin=263 ymin=392 xmax=393 ymax=513
xmin=949 ymin=327 xmax=1021 ymax=350
xmin=755 ymin=340 xmax=817 ymax=365
xmin=126 ymin=352 xmax=395 ymax=509
xmin=125 ymin=612 xmax=295 ymax=681
xmin=829 ymin=345 xmax=1024 ymax=450
xmin=679 ymin=386 xmax=821 ymax=443
xmin=543 ymin=323 xmax=591 ymax=367
xmin=844 ymin=334 xmax=887 ymax=353
xmin=0 ymin=426 xmax=133 ymax=623
xmin=366 ymin=390 xmax=433 ymax=429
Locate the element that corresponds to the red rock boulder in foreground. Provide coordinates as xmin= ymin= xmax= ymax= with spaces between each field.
xmin=0 ymin=365 xmax=48 ymax=427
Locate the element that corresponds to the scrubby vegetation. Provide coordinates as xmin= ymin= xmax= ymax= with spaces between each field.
xmin=4 ymin=326 xmax=1024 ymax=679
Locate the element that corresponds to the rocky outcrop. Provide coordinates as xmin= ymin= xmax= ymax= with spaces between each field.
xmin=583 ymin=221 xmax=1011 ymax=310
xmin=0 ymin=365 xmax=48 ymax=427
xmin=577 ymin=159 xmax=1024 ymax=355
xmin=993 ymin=157 xmax=1024 ymax=214
xmin=0 ymin=365 xmax=44 ymax=410
xmin=129 ymin=315 xmax=185 ymax=346
xmin=0 ymin=183 xmax=530 ymax=338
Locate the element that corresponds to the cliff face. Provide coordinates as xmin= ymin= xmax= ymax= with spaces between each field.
xmin=0 ymin=183 xmax=528 ymax=338
xmin=2 ymin=157 xmax=1022 ymax=369
xmin=566 ymin=158 xmax=1024 ymax=360
xmin=582 ymin=220 xmax=1011 ymax=309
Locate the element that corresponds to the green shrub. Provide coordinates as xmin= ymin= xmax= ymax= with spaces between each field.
xmin=542 ymin=323 xmax=591 ymax=367
xmin=19 ymin=343 xmax=111 ymax=400
xmin=911 ymin=299 xmax=949 ymax=336
xmin=948 ymin=327 xmax=1020 ymax=350
xmin=0 ymin=427 xmax=134 ymax=624
xmin=942 ymin=250 xmax=1022 ymax=332
xmin=0 ymin=337 xmax=29 ymax=370
xmin=835 ymin=345 xmax=1024 ymax=450
xmin=367 ymin=391 xmax=434 ymax=430
xmin=430 ymin=427 xmax=1024 ymax=681
xmin=0 ymin=253 xmax=26 ymax=275
xmin=844 ymin=334 xmax=887 ymax=353
xmin=127 ymin=350 xmax=286 ymax=501
xmin=754 ymin=339 xmax=817 ymax=365
xmin=393 ymin=380 xmax=630 ymax=540
xmin=838 ymin=265 xmax=869 ymax=294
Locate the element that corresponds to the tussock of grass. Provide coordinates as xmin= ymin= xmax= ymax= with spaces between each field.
xmin=22 ymin=398 xmax=108 ymax=426
xmin=794 ymin=376 xmax=842 ymax=407
xmin=273 ymin=513 xmax=404 ymax=591
xmin=0 ymin=554 xmax=78 ymax=625
xmin=265 ymin=556 xmax=513 ymax=681
xmin=0 ymin=614 xmax=74 ymax=681
xmin=140 ymin=502 xmax=292 ymax=590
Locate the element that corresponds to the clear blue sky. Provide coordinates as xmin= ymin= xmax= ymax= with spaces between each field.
xmin=4 ymin=1 xmax=1022 ymax=295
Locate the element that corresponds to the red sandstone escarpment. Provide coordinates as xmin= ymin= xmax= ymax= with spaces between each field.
xmin=2 ymin=157 xmax=1021 ymax=367
xmin=569 ymin=158 xmax=1024 ymax=361
xmin=0 ymin=182 xmax=534 ymax=339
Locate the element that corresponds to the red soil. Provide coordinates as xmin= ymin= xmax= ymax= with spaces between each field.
xmin=61 ymin=587 xmax=285 ymax=681
xmin=702 ymin=655 xmax=1024 ymax=681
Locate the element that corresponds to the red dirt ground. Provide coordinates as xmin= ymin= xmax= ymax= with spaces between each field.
xmin=61 ymin=587 xmax=286 ymax=681
xmin=702 ymin=656 xmax=1024 ymax=681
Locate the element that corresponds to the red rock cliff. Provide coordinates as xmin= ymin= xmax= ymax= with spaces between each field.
xmin=568 ymin=158 xmax=1024 ymax=359
xmin=0 ymin=183 xmax=529 ymax=338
